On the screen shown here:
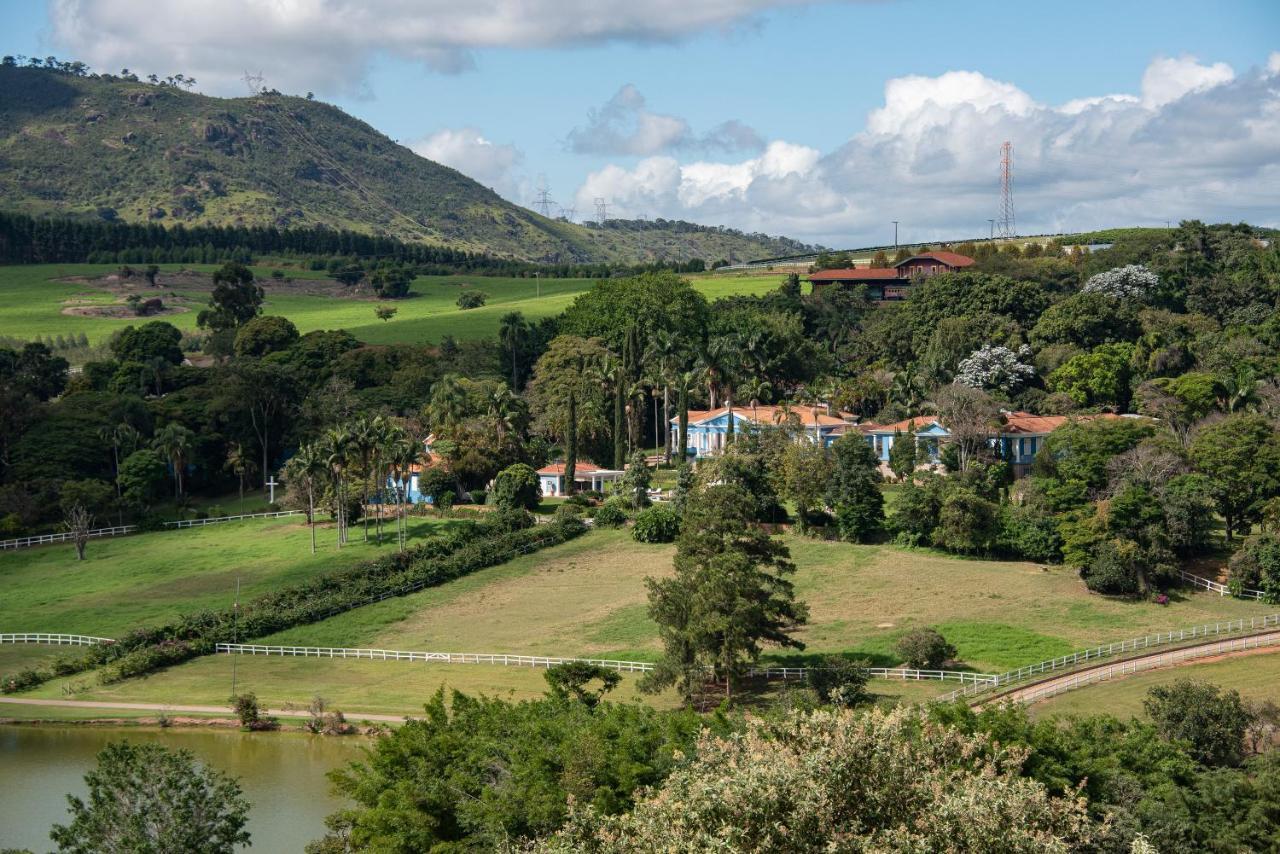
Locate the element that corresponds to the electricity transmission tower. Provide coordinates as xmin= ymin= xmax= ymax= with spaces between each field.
xmin=241 ymin=70 xmax=265 ymax=95
xmin=996 ymin=141 xmax=1016 ymax=238
xmin=533 ymin=174 xmax=555 ymax=218
xmin=557 ymin=205 xmax=576 ymax=222
xmin=593 ymin=197 xmax=610 ymax=224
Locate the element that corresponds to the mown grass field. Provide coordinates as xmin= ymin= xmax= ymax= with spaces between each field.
xmin=5 ymin=519 xmax=1272 ymax=715
xmin=1029 ymin=650 xmax=1280 ymax=719
xmin=0 ymin=515 xmax=458 ymax=638
xmin=0 ymin=264 xmax=783 ymax=348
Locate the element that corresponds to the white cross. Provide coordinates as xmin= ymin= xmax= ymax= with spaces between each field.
xmin=265 ymin=476 xmax=279 ymax=503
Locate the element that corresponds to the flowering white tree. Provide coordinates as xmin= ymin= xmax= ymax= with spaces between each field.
xmin=1082 ymin=264 xmax=1159 ymax=300
xmin=954 ymin=344 xmax=1036 ymax=394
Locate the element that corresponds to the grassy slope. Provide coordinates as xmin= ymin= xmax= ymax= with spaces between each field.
xmin=10 ymin=525 xmax=1269 ymax=713
xmin=0 ymin=66 xmax=815 ymax=263
xmin=0 ymin=515 xmax=456 ymax=638
xmin=0 ymin=264 xmax=782 ymax=346
xmin=1029 ymin=651 xmax=1280 ymax=719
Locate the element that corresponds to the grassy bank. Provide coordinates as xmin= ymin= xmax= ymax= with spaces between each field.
xmin=0 ymin=515 xmax=458 ymax=637
xmin=1029 ymin=650 xmax=1280 ymax=719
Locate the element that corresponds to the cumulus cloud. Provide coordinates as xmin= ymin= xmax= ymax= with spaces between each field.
xmin=1140 ymin=54 xmax=1234 ymax=107
xmin=410 ymin=127 xmax=523 ymax=198
xmin=48 ymin=0 xmax=834 ymax=94
xmin=566 ymin=85 xmax=764 ymax=155
xmin=572 ymin=54 xmax=1280 ymax=246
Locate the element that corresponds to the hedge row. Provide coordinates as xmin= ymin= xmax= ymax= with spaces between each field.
xmin=4 ymin=513 xmax=587 ymax=692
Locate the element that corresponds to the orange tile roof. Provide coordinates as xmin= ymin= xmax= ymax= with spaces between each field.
xmin=1000 ymin=411 xmax=1121 ymax=434
xmin=682 ymin=404 xmax=853 ymax=428
xmin=864 ymin=415 xmax=946 ymax=434
xmin=808 ymin=267 xmax=903 ymax=281
xmin=537 ymin=461 xmax=604 ymax=475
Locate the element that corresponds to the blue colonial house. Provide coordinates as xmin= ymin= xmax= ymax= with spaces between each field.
xmin=672 ymin=404 xmax=857 ymax=459
xmin=861 ymin=411 xmax=1126 ymax=476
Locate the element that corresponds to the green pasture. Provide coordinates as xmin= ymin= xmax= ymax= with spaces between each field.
xmin=0 ymin=515 xmax=456 ymax=638
xmin=251 ymin=529 xmax=1268 ymax=674
xmin=0 ymin=264 xmax=784 ymax=349
xmin=1029 ymin=649 xmax=1280 ymax=719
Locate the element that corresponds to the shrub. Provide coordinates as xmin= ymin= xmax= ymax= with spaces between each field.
xmin=1081 ymin=537 xmax=1142 ymax=597
xmin=997 ymin=503 xmax=1063 ymax=563
xmin=632 ymin=505 xmax=680 ymax=543
xmin=932 ymin=488 xmax=999 ymax=554
xmin=491 ymin=463 xmax=541 ymax=511
xmin=806 ymin=656 xmax=871 ymax=708
xmin=553 ymin=503 xmax=583 ymax=523
xmin=1227 ymin=532 xmax=1280 ymax=602
xmin=468 ymin=489 xmax=486 ymax=506
xmin=895 ymin=627 xmax=956 ymax=669
xmin=456 ymin=291 xmax=488 ymax=309
xmin=230 ymin=693 xmax=276 ymax=730
xmin=593 ymin=499 xmax=628 ymax=528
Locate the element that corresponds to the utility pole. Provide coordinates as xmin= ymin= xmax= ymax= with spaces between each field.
xmin=535 ymin=270 xmax=540 ymax=299
xmin=230 ymin=576 xmax=240 ymax=697
xmin=988 ymin=219 xmax=995 ymax=239
xmin=892 ymin=221 xmax=899 ymax=248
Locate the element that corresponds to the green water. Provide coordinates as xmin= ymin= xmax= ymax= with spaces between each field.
xmin=0 ymin=726 xmax=366 ymax=852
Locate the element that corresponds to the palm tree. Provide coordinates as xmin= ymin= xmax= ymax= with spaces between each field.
xmin=224 ymin=443 xmax=255 ymax=508
xmin=497 ymin=312 xmax=528 ymax=390
xmin=705 ymin=336 xmax=742 ymax=446
xmin=370 ymin=418 xmax=402 ymax=544
xmin=152 ymin=423 xmax=194 ymax=498
xmin=350 ymin=416 xmax=381 ymax=542
xmin=740 ymin=377 xmax=774 ymax=436
xmin=426 ymin=375 xmax=468 ymax=436
xmin=672 ymin=369 xmax=699 ymax=463
xmin=286 ymin=444 xmax=326 ymax=554
xmin=485 ymin=385 xmax=526 ymax=445
xmin=646 ymin=329 xmax=682 ymax=465
xmin=99 ymin=422 xmax=140 ymax=522
xmin=323 ymin=428 xmax=352 ymax=547
xmin=388 ymin=438 xmax=422 ymax=552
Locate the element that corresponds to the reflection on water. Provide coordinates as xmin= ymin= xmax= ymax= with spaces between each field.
xmin=0 ymin=725 xmax=366 ymax=853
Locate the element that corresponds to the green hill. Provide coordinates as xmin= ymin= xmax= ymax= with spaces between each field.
xmin=0 ymin=64 xmax=816 ymax=263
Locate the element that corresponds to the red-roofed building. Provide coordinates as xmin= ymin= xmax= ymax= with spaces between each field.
xmin=672 ymin=404 xmax=858 ymax=459
xmin=808 ymin=251 xmax=976 ymax=301
xmin=536 ymin=460 xmax=624 ymax=496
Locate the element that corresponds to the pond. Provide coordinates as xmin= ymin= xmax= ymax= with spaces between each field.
xmin=0 ymin=725 xmax=366 ymax=852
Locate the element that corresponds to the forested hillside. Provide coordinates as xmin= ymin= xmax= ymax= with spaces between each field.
xmin=0 ymin=61 xmax=816 ymax=263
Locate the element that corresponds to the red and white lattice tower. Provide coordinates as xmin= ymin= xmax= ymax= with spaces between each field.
xmin=996 ymin=141 xmax=1015 ymax=238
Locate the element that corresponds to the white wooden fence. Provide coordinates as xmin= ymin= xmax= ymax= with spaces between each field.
xmin=216 ymin=643 xmax=997 ymax=684
xmin=936 ymin=612 xmax=1280 ymax=703
xmin=0 ymin=632 xmax=115 ymax=646
xmin=1011 ymin=632 xmax=1280 ymax=705
xmin=0 ymin=510 xmax=308 ymax=550
xmin=1178 ymin=568 xmax=1265 ymax=600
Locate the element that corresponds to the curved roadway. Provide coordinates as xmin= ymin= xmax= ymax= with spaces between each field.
xmin=984 ymin=629 xmax=1280 ymax=707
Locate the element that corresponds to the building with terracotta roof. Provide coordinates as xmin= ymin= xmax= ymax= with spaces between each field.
xmin=859 ymin=410 xmax=1127 ymax=476
xmin=536 ymin=461 xmax=624 ymax=496
xmin=672 ymin=404 xmax=857 ymax=459
xmin=808 ymin=251 xmax=976 ymax=301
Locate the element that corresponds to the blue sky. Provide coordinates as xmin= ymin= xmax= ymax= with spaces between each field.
xmin=3 ymin=0 xmax=1277 ymax=245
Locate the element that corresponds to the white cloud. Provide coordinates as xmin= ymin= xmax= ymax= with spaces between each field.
xmin=410 ymin=127 xmax=523 ymax=199
xmin=566 ymin=85 xmax=764 ymax=155
xmin=48 ymin=0 xmax=835 ymax=95
xmin=1140 ymin=55 xmax=1235 ymax=107
xmin=1268 ymin=52 xmax=1280 ymax=76
xmin=572 ymin=55 xmax=1280 ymax=246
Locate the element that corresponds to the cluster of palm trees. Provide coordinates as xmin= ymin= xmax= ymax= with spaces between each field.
xmin=285 ymin=415 xmax=426 ymax=554
xmin=99 ymin=421 xmax=195 ymax=513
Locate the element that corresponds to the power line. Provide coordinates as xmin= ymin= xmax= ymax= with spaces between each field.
xmin=996 ymin=141 xmax=1016 ymax=239
xmin=557 ymin=205 xmax=576 ymax=222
